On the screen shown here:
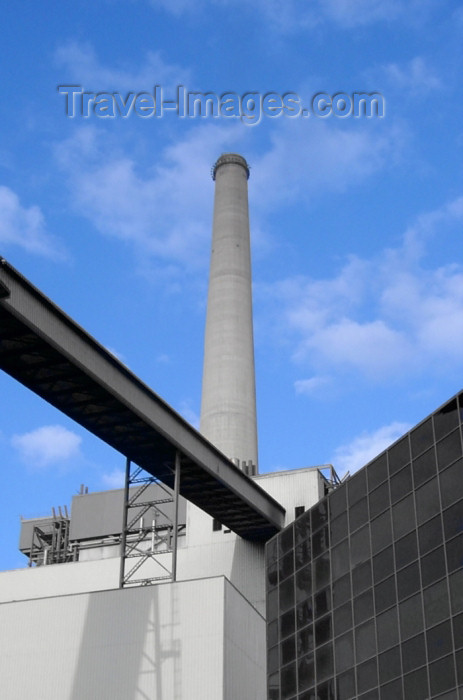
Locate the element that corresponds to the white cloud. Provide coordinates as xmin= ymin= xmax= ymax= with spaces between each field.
xmin=101 ymin=468 xmax=125 ymax=489
xmin=54 ymin=123 xmax=245 ymax=273
xmin=250 ymin=120 xmax=402 ymax=212
xmin=332 ymin=421 xmax=411 ymax=476
xmin=383 ymin=56 xmax=442 ymax=96
xmin=148 ymin=0 xmax=434 ymax=30
xmin=55 ymin=41 xmax=189 ymax=91
xmin=294 ymin=376 xmax=332 ymax=396
xmin=267 ymin=195 xmax=463 ymax=381
xmin=11 ymin=425 xmax=82 ymax=469
xmin=0 ymin=186 xmax=64 ymax=259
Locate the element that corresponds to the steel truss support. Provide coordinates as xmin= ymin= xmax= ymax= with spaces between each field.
xmin=119 ymin=453 xmax=183 ymax=588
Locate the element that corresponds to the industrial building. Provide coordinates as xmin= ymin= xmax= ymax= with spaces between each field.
xmin=0 ymin=155 xmax=462 ymax=699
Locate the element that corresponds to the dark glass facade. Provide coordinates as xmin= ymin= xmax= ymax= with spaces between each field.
xmin=266 ymin=393 xmax=463 ymax=699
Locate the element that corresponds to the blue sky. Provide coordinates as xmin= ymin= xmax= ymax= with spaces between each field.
xmin=1 ymin=0 xmax=462 ymax=570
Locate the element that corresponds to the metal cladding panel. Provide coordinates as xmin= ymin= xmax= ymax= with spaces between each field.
xmin=0 ymin=558 xmax=120 ymax=603
xmin=0 ymin=576 xmax=258 ymax=699
xmin=69 ymin=486 xmax=187 ymax=541
xmin=19 ymin=516 xmax=58 ymax=552
xmin=224 ymin=581 xmax=266 ymax=700
xmin=0 ymin=258 xmax=285 ymax=540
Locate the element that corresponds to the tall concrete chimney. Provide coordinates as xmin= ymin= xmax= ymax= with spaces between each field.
xmin=200 ymin=153 xmax=258 ymax=473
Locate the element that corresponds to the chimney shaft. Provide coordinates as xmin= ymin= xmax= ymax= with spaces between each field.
xmin=200 ymin=154 xmax=258 ymax=471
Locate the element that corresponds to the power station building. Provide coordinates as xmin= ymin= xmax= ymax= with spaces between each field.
xmin=0 ymin=155 xmax=462 ymax=699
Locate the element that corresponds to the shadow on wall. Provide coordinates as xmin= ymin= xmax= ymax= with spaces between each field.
xmin=70 ymin=585 xmax=181 ymax=700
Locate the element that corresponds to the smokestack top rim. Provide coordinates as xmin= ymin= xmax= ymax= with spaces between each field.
xmin=212 ymin=153 xmax=250 ymax=181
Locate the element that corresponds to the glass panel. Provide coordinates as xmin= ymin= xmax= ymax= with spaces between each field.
xmin=297 ymin=625 xmax=314 ymax=656
xmin=348 ymin=469 xmax=367 ymax=505
xmin=418 ymin=514 xmax=443 ymax=555
xmin=329 ymin=512 xmax=348 ymax=546
xmin=371 ymin=510 xmax=393 ymax=554
xmin=311 ymin=499 xmax=329 ymax=532
xmin=316 ymin=679 xmax=336 ymax=700
xmin=350 ymin=525 xmax=371 ymax=566
xmin=401 ymin=632 xmax=426 ymax=674
xmin=412 ymin=446 xmax=437 ymax=488
xmin=376 ymin=607 xmax=399 ymax=651
xmin=388 ymin=436 xmax=410 ymax=475
xmin=314 ymin=553 xmax=330 ymax=592
xmin=281 ymin=609 xmax=296 ymax=639
xmin=280 ymin=661 xmax=297 ymax=700
xmin=297 ymin=653 xmax=314 ymax=692
xmin=449 ymin=570 xmax=463 ymax=613
xmin=356 ymin=657 xmax=378 ymax=694
xmin=312 ymin=526 xmax=329 ymax=557
xmin=399 ymin=593 xmax=424 ymax=639
xmin=280 ymin=526 xmax=294 ymax=556
xmin=332 ymin=540 xmax=350 ymax=578
xmin=268 ymin=671 xmax=280 ymax=700
xmin=352 ymin=560 xmax=372 ymax=594
xmin=329 ymin=484 xmax=346 ymax=519
xmin=296 ymin=600 xmax=313 ymax=630
xmin=436 ymin=428 xmax=462 ymax=470
xmin=354 ymin=589 xmax=374 ymax=625
xmin=268 ymin=644 xmax=280 ymax=673
xmin=443 ymin=499 xmax=463 ymax=541
xmin=315 ymin=643 xmax=334 ymax=682
xmin=434 ymin=397 xmax=459 ymax=441
xmin=355 ymin=619 xmax=376 ymax=663
xmin=267 ymin=588 xmax=278 ymax=621
xmin=426 ymin=619 xmax=452 ymax=662
xmin=375 ymin=576 xmax=396 ymax=614
xmin=397 ymin=561 xmax=420 ymax=600
xmin=446 ymin=533 xmax=463 ymax=573
xmin=332 ymin=573 xmax=351 ymax=608
xmin=440 ymin=458 xmax=463 ymax=508
xmin=296 ymin=564 xmax=312 ymax=602
xmin=403 ymin=667 xmax=429 ymax=700
xmin=390 ymin=464 xmax=412 ymax=504
xmin=367 ymin=453 xmax=388 ymax=490
xmin=281 ymin=634 xmax=296 ymax=665
xmin=337 ymin=669 xmax=355 ymax=700
xmin=378 ymin=645 xmax=401 ymax=683
xmin=392 ymin=494 xmax=416 ymax=539
xmin=267 ymin=537 xmax=278 ymax=564
xmin=349 ymin=497 xmax=369 ymax=532
xmin=335 ymin=632 xmax=354 ymax=673
xmin=315 ymin=587 xmax=331 ymax=618
xmin=454 ymin=611 xmax=463 ymax=650
xmin=429 ymin=654 xmax=455 ymax=696
xmin=295 ymin=511 xmax=311 ymax=544
xmin=295 ymin=539 xmax=311 ymax=570
xmin=315 ymin=614 xmax=332 ymax=645
xmin=457 ymin=648 xmax=463 ymax=685
xmin=415 ymin=478 xmax=440 ymax=525
xmin=421 ymin=546 xmax=446 ymax=587
xmin=369 ymin=481 xmax=389 ymax=519
xmin=411 ymin=417 xmax=434 ymax=458
xmin=268 ymin=619 xmax=278 ymax=648
xmin=267 ymin=562 xmax=278 ymax=588
xmin=423 ymin=579 xmax=450 ymax=627
xmin=395 ymin=531 xmax=418 ymax=570
xmin=379 ymin=678 xmax=403 ymax=700
xmin=279 ymin=550 xmax=295 ymax=581
xmin=373 ymin=546 xmax=394 ymax=583
xmin=334 ymin=601 xmax=352 ymax=636
xmin=279 ymin=576 xmax=295 ymax=612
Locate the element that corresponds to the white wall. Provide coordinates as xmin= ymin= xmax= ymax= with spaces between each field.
xmin=0 ymin=576 xmax=265 ymax=700
xmin=0 ymin=557 xmax=120 ymax=603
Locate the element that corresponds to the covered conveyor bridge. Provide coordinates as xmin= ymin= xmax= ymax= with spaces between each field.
xmin=0 ymin=258 xmax=285 ymax=541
